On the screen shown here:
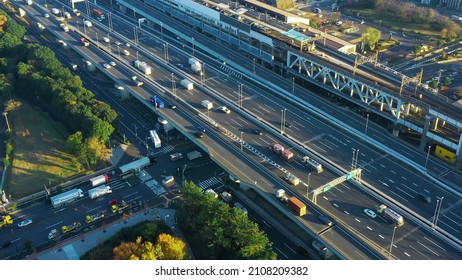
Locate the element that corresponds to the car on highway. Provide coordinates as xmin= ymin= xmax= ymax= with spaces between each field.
xmin=284 ymin=121 xmax=292 ymax=128
xmin=44 ymin=13 xmax=49 ymax=18
xmin=17 ymin=219 xmax=33 ymax=228
xmin=162 ymin=175 xmax=174 ymax=185
xmin=221 ymin=106 xmax=231 ymax=114
xmin=103 ymin=63 xmax=111 ymax=69
xmin=194 ymin=132 xmax=204 ymax=138
xmin=123 ymin=49 xmax=130 ymax=56
xmin=115 ymin=41 xmax=121 ymax=46
xmin=254 ymin=129 xmax=263 ymax=135
xmin=168 ymin=103 xmax=177 ymax=109
xmin=109 ymin=61 xmax=116 ymax=67
xmin=114 ymin=84 xmax=124 ymax=90
xmin=318 ymin=214 xmax=333 ymax=226
xmin=125 ymin=42 xmax=131 ymax=48
xmin=103 ymin=36 xmax=110 ymax=43
xmin=364 ymin=209 xmax=377 ymax=218
xmin=108 ymin=199 xmax=118 ymax=206
xmin=197 ymin=125 xmax=206 ymax=132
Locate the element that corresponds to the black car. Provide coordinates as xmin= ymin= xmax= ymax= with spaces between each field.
xmin=194 ymin=132 xmax=204 ymax=138
xmin=284 ymin=122 xmax=292 ymax=128
xmin=168 ymin=103 xmax=177 ymax=109
xmin=254 ymin=129 xmax=263 ymax=135
xmin=318 ymin=214 xmax=333 ymax=226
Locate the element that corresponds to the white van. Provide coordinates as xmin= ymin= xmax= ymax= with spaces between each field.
xmin=51 ymin=8 xmax=60 ymax=15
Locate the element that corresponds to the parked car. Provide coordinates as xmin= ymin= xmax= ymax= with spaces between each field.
xmin=17 ymin=219 xmax=33 ymax=228
xmin=162 ymin=175 xmax=174 ymax=185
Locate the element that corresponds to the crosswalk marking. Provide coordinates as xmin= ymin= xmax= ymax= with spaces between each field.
xmin=220 ymin=65 xmax=243 ymax=79
xmin=151 ymin=145 xmax=174 ymax=156
xmin=145 ymin=179 xmax=166 ymax=196
xmin=197 ymin=177 xmax=221 ymax=190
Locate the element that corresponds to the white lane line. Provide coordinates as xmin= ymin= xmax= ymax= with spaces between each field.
xmin=401 ymin=176 xmax=407 ymax=180
xmin=390 ymin=170 xmax=396 ymax=174
xmin=379 ymin=234 xmax=384 ymax=239
xmin=333 ymin=203 xmax=339 ymax=208
xmin=355 ymin=218 xmax=361 ymax=223
xmin=423 ymin=237 xmax=447 ymax=252
xmin=46 ymin=221 xmax=63 ymax=229
xmin=417 ymin=241 xmax=440 ymax=257
xmin=366 ymin=226 xmax=372 ymax=231
xmin=344 ymin=211 xmax=350 ymax=215
xmin=275 ymin=248 xmax=288 ymax=259
xmin=284 ymin=243 xmax=296 ymax=254
xmin=389 ymin=190 xmax=409 ymax=202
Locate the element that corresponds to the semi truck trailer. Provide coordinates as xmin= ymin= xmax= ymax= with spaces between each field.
xmin=89 ymin=174 xmax=110 ymax=187
xmin=276 ymin=189 xmax=306 ymax=216
xmin=88 ymin=185 xmax=112 ymax=199
xmin=50 ymin=189 xmax=84 ymax=208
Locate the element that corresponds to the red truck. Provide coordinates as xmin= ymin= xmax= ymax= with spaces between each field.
xmin=287 ymin=196 xmax=307 ymax=216
xmin=270 ymin=143 xmax=293 ymax=161
xmin=92 ymin=9 xmax=103 ymax=17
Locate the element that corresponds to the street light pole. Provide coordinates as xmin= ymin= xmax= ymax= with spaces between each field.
xmin=182 ymin=163 xmax=189 ymax=184
xmin=160 ymin=22 xmax=163 ymax=39
xmin=192 ymin=37 xmax=195 ymax=55
xmin=389 ymin=226 xmax=397 ymax=257
xmin=240 ymin=132 xmax=243 ymax=151
xmin=253 ymin=58 xmax=256 ymax=73
xmin=364 ymin=113 xmax=369 ymax=138
xmin=2 ymin=112 xmax=11 ymax=132
xmin=432 ymin=196 xmax=444 ymax=229
xmin=425 ymin=145 xmax=431 ymax=171
xmin=306 ymin=173 xmax=311 ymax=199
xmin=292 ymin=77 xmax=295 ymax=94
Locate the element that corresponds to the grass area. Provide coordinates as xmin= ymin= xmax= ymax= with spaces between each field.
xmin=5 ymin=100 xmax=83 ymax=198
xmin=344 ymin=8 xmax=441 ymax=38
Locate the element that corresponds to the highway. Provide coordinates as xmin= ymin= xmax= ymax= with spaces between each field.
xmin=11 ymin=0 xmax=462 ymax=259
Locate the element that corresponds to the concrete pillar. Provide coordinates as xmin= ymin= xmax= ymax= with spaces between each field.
xmin=419 ymin=115 xmax=432 ymax=150
xmin=392 ymin=123 xmax=400 ymax=137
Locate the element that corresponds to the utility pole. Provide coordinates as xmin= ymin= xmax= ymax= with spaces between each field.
xmin=2 ymin=112 xmax=10 ymax=132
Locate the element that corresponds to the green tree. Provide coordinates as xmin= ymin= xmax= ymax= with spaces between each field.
xmin=157 ymin=233 xmax=187 ymax=260
xmin=66 ymin=131 xmax=83 ymax=155
xmin=429 ymin=80 xmax=438 ymax=89
xmin=4 ymin=16 xmax=26 ymax=39
xmin=443 ymin=77 xmax=452 ymax=86
xmin=362 ymin=27 xmax=381 ymax=49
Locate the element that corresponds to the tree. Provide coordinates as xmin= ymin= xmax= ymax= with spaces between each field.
xmin=66 ymin=131 xmax=83 ymax=154
xmin=156 ymin=233 xmax=187 ymax=260
xmin=441 ymin=50 xmax=447 ymax=60
xmin=113 ymin=240 xmax=141 ymax=260
xmin=443 ymin=77 xmax=452 ymax=86
xmin=4 ymin=16 xmax=26 ymax=39
xmin=362 ymin=27 xmax=381 ymax=49
xmin=429 ymin=80 xmax=438 ymax=89
xmin=412 ymin=45 xmax=422 ymax=56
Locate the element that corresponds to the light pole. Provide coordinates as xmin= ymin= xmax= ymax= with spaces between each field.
xmin=117 ymin=45 xmax=120 ymax=58
xmin=160 ymin=22 xmax=163 ymax=39
xmin=182 ymin=163 xmax=190 ymax=184
xmin=432 ymin=196 xmax=444 ymax=229
xmin=95 ymin=32 xmax=99 ymax=47
xmin=306 ymin=173 xmax=311 ymax=199
xmin=253 ymin=58 xmax=256 ymax=73
xmin=164 ymin=43 xmax=169 ymax=62
xmin=292 ymin=77 xmax=295 ymax=94
xmin=192 ymin=37 xmax=195 ymax=55
xmin=136 ymin=51 xmax=139 ymax=61
xmin=76 ymin=21 xmax=80 ymax=31
xmin=3 ymin=112 xmax=10 ymax=132
xmin=133 ymin=124 xmax=139 ymax=136
xmin=425 ymin=145 xmax=431 ymax=171
xmin=240 ymin=131 xmax=243 ymax=151
xmin=364 ymin=113 xmax=369 ymax=138
xmin=389 ymin=226 xmax=397 ymax=257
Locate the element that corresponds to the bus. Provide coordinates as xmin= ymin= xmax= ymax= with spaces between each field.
xmin=150 ymin=96 xmax=165 ymax=108
xmin=150 ymin=129 xmax=161 ymax=148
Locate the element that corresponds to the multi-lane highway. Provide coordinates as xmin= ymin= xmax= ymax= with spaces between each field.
xmin=10 ymin=0 xmax=462 ymax=259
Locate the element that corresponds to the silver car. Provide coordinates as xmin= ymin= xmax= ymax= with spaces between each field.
xmin=364 ymin=209 xmax=377 ymax=218
xmin=18 ymin=219 xmax=33 ymax=228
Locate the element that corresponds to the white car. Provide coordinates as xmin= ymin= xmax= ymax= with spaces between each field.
xmin=103 ymin=63 xmax=111 ymax=69
xmin=364 ymin=209 xmax=377 ymax=219
xmin=162 ymin=175 xmax=174 ymax=185
xmin=123 ymin=49 xmax=130 ymax=56
xmin=115 ymin=41 xmax=122 ymax=46
xmin=109 ymin=61 xmax=116 ymax=67
xmin=103 ymin=37 xmax=110 ymax=43
xmin=44 ymin=13 xmax=49 ymax=18
xmin=221 ymin=106 xmax=231 ymax=114
xmin=125 ymin=42 xmax=131 ymax=48
xmin=18 ymin=219 xmax=32 ymax=228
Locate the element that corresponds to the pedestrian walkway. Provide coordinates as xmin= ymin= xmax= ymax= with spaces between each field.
xmin=197 ymin=177 xmax=221 ymax=190
xmin=151 ymin=145 xmax=174 ymax=156
xmin=34 ymin=208 xmax=194 ymax=260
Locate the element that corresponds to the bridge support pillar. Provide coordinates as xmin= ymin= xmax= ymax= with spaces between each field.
xmin=392 ymin=124 xmax=400 ymax=137
xmin=419 ymin=115 xmax=432 ymax=151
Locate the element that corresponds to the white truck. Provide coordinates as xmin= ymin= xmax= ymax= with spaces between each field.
xmin=133 ymin=60 xmax=152 ymax=75
xmin=51 ymin=8 xmax=60 ymax=15
xmin=301 ymin=156 xmax=323 ymax=173
xmin=191 ymin=63 xmax=202 ymax=74
xmin=26 ymin=0 xmax=33 ymax=5
xmin=201 ymin=100 xmax=213 ymax=110
xmin=170 ymin=153 xmax=184 ymax=162
xmin=50 ymin=189 xmax=84 ymax=208
xmin=188 ymin=57 xmax=201 ymax=68
xmin=187 ymin=151 xmax=202 ymax=161
xmin=377 ymin=204 xmax=404 ymax=227
xmin=181 ymin=79 xmax=193 ymax=90
xmin=88 ymin=185 xmax=112 ymax=199
xmin=89 ymin=174 xmax=110 ymax=187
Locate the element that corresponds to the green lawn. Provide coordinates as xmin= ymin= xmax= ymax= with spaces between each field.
xmin=5 ymin=101 xmax=83 ymax=198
